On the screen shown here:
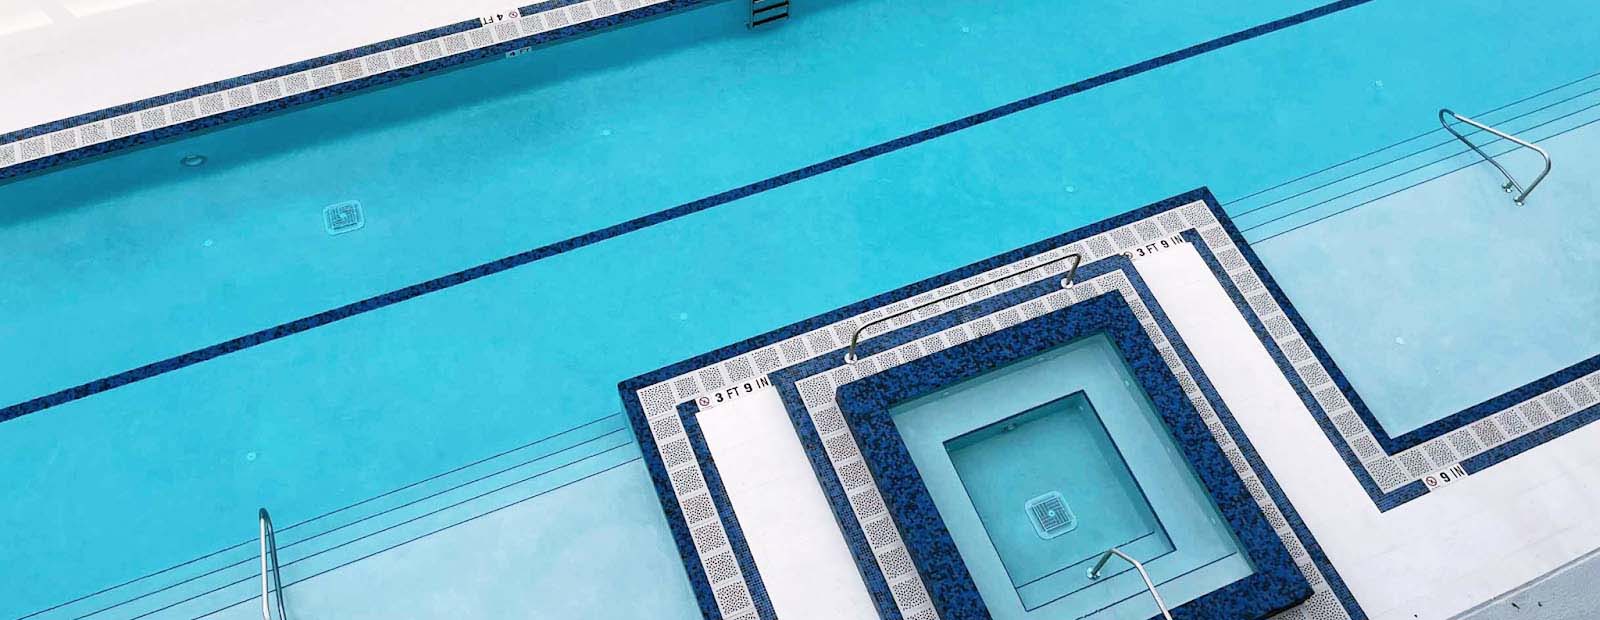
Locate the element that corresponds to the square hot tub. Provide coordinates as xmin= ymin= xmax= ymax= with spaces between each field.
xmin=895 ymin=336 xmax=1252 ymax=616
xmin=819 ymin=292 xmax=1311 ymax=619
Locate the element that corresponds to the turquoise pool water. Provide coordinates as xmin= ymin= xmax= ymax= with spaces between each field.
xmin=894 ymin=335 xmax=1251 ymax=618
xmin=3 ymin=0 xmax=1600 ymax=617
xmin=945 ymin=395 xmax=1169 ymax=600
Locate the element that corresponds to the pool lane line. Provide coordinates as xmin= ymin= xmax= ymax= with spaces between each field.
xmin=0 ymin=0 xmax=1380 ymax=424
xmin=185 ymin=455 xmax=644 ymax=620
xmin=14 ymin=412 xmax=626 ymax=620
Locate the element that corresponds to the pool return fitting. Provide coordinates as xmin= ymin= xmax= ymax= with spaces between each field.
xmin=259 ymin=508 xmax=289 ymax=620
xmin=1439 ymin=108 xmax=1552 ymax=205
xmin=844 ymin=252 xmax=1081 ymax=364
xmin=1088 ymin=546 xmax=1173 ymax=620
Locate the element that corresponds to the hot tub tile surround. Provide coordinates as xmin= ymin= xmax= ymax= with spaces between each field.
xmin=619 ymin=186 xmax=1600 ymax=619
xmin=812 ymin=292 xmax=1311 ymax=619
xmin=0 ymin=0 xmax=702 ymax=182
xmin=622 ymin=189 xmax=1368 ymax=620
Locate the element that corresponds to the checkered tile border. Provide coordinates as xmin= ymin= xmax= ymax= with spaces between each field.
xmin=629 ymin=200 xmax=1367 ymax=619
xmin=0 ymin=0 xmax=667 ymax=174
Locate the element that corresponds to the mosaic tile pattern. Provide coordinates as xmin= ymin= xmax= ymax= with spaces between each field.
xmin=0 ymin=0 xmax=678 ymax=180
xmin=803 ymin=285 xmax=1312 ymax=618
xmin=1187 ymin=219 xmax=1600 ymax=510
xmin=622 ymin=188 xmax=1600 ymax=619
xmin=777 ymin=269 xmax=1333 ymax=619
xmin=623 ymin=192 xmax=1365 ymax=619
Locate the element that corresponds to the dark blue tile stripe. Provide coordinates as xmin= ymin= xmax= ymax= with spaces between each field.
xmin=815 ymin=283 xmax=1310 ymax=619
xmin=622 ymin=393 xmax=722 ymax=620
xmin=1213 ymin=181 xmax=1600 ymax=458
xmin=1181 ymin=227 xmax=1429 ymax=511
xmin=679 ymin=401 xmax=779 ymax=620
xmin=775 ymin=380 xmax=909 ymax=620
xmin=3 ymin=0 xmax=1376 ymax=421
xmin=1131 ymin=256 xmax=1367 ymax=618
xmin=1381 ymin=354 xmax=1600 ymax=453
xmin=621 ymin=190 xmax=1218 ymax=396
xmin=621 ymin=189 xmax=1368 ymax=619
xmin=1462 ymin=396 xmax=1600 ymax=473
xmin=761 ymin=258 xmax=1136 ymax=620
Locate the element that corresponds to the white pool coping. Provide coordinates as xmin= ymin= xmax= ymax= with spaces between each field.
xmin=0 ymin=0 xmax=514 ymax=134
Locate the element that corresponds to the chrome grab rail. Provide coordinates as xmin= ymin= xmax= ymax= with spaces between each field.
xmin=1439 ymin=108 xmax=1552 ymax=205
xmin=259 ymin=508 xmax=289 ymax=620
xmin=1087 ymin=547 xmax=1173 ymax=620
xmin=843 ymin=252 xmax=1081 ymax=364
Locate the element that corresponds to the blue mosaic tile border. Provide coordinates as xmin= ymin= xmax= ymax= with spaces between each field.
xmin=679 ymin=401 xmax=779 ymax=620
xmin=621 ymin=189 xmax=1366 ymax=620
xmin=1 ymin=0 xmax=1392 ymax=425
xmin=624 ymin=388 xmax=771 ymax=618
xmin=0 ymin=0 xmax=709 ymax=182
xmin=1186 ymin=210 xmax=1600 ymax=511
xmin=767 ymin=258 xmax=1339 ymax=620
xmin=824 ymin=292 xmax=1311 ymax=619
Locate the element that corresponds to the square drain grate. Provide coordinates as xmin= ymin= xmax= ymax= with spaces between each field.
xmin=1025 ymin=491 xmax=1077 ymax=539
xmin=324 ymin=200 xmax=364 ymax=235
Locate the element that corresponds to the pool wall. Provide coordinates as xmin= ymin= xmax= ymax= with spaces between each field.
xmin=825 ymin=292 xmax=1310 ymax=619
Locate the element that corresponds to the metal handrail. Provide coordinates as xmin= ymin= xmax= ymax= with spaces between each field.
xmin=260 ymin=508 xmax=289 ymax=620
xmin=1438 ymin=108 xmax=1552 ymax=205
xmin=1087 ymin=547 xmax=1172 ymax=620
xmin=843 ymin=252 xmax=1081 ymax=364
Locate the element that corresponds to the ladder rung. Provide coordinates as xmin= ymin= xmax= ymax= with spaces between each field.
xmin=751 ymin=12 xmax=789 ymax=27
xmin=748 ymin=0 xmax=789 ymax=28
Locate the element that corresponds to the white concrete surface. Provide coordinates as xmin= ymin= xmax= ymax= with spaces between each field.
xmin=1139 ymin=244 xmax=1600 ymax=620
xmin=697 ymin=387 xmax=880 ymax=620
xmin=673 ymin=237 xmax=1600 ymax=620
xmin=0 ymin=0 xmax=512 ymax=133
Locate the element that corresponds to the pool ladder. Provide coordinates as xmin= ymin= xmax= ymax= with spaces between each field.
xmin=1439 ymin=108 xmax=1552 ymax=205
xmin=260 ymin=508 xmax=290 ymax=620
xmin=747 ymin=0 xmax=789 ymax=28
xmin=1088 ymin=547 xmax=1172 ymax=620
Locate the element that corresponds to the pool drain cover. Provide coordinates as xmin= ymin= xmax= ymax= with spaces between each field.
xmin=323 ymin=200 xmax=365 ymax=235
xmin=1025 ymin=491 xmax=1077 ymax=539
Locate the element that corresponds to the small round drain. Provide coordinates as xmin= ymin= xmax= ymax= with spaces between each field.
xmin=180 ymin=154 xmax=207 ymax=167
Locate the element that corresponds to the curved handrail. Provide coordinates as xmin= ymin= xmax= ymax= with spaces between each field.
xmin=843 ymin=252 xmax=1081 ymax=364
xmin=260 ymin=508 xmax=289 ymax=620
xmin=1438 ymin=108 xmax=1552 ymax=205
xmin=1087 ymin=547 xmax=1172 ymax=620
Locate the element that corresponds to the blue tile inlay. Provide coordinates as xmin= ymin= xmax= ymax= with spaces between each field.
xmin=623 ymin=188 xmax=1368 ymax=620
xmin=680 ymin=402 xmax=779 ymax=620
xmin=816 ymin=293 xmax=1310 ymax=619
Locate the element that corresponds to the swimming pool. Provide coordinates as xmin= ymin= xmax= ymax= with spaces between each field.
xmin=4 ymin=0 xmax=1600 ymax=617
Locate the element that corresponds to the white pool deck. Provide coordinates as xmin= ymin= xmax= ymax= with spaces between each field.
xmin=679 ymin=240 xmax=1600 ymax=620
xmin=0 ymin=0 xmax=510 ymax=133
